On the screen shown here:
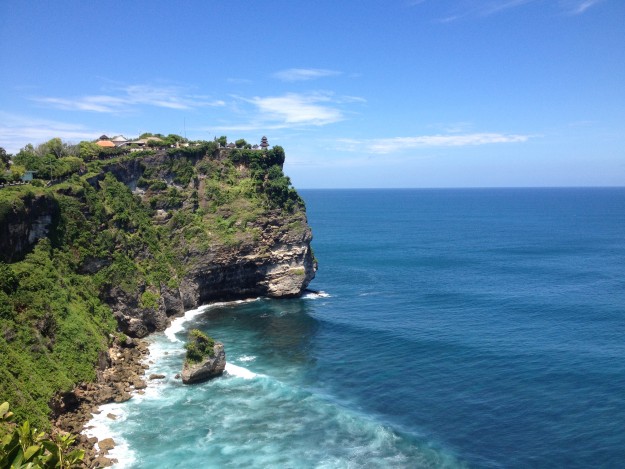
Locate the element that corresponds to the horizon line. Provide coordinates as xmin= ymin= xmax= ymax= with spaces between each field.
xmin=296 ymin=185 xmax=625 ymax=190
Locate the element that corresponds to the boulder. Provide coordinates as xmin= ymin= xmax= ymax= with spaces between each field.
xmin=98 ymin=437 xmax=115 ymax=453
xmin=181 ymin=342 xmax=226 ymax=384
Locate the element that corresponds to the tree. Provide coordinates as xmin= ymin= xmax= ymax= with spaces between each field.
xmin=0 ymin=263 xmax=18 ymax=294
xmin=43 ymin=138 xmax=65 ymax=159
xmin=165 ymin=134 xmax=185 ymax=146
xmin=0 ymin=147 xmax=10 ymax=170
xmin=235 ymin=138 xmax=247 ymax=148
xmin=77 ymin=141 xmax=100 ymax=161
xmin=216 ymin=136 xmax=227 ymax=147
xmin=8 ymin=164 xmax=26 ymax=182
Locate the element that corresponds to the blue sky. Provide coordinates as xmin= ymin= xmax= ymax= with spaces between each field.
xmin=1 ymin=0 xmax=623 ymax=188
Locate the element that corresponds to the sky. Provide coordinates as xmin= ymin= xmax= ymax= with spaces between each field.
xmin=1 ymin=0 xmax=623 ymax=188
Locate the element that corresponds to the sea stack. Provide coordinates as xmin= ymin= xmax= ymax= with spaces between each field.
xmin=181 ymin=342 xmax=226 ymax=384
xmin=181 ymin=331 xmax=226 ymax=384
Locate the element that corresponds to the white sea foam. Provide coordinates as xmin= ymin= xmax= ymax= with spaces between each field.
xmin=238 ymin=355 xmax=256 ymax=362
xmin=82 ymin=403 xmax=136 ymax=468
xmin=165 ymin=298 xmax=261 ymax=342
xmin=83 ymin=298 xmax=263 ymax=467
xmin=164 ymin=305 xmax=209 ymax=342
xmin=225 ymin=363 xmax=258 ymax=379
xmin=303 ymin=290 xmax=330 ymax=299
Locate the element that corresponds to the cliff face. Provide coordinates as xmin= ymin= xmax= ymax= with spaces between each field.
xmin=108 ymin=207 xmax=316 ymax=337
xmin=0 ymin=191 xmax=58 ymax=263
xmin=0 ymin=145 xmax=316 ymax=339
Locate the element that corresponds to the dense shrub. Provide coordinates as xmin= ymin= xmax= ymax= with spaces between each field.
xmin=185 ymin=329 xmax=215 ymax=363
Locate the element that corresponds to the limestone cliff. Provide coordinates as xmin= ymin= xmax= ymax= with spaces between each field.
xmin=0 ymin=144 xmax=316 ymax=340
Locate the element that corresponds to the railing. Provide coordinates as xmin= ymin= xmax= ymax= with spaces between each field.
xmin=0 ymin=181 xmax=29 ymax=189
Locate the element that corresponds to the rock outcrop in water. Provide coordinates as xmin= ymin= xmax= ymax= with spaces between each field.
xmin=181 ymin=342 xmax=226 ymax=384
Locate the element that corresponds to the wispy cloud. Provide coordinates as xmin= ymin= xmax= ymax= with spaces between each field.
xmin=0 ymin=112 xmax=98 ymax=153
xmin=480 ymin=0 xmax=536 ymax=16
xmin=338 ymin=133 xmax=530 ymax=154
xmin=249 ymin=93 xmax=343 ymax=125
xmin=36 ymin=96 xmax=128 ymax=113
xmin=212 ymin=92 xmax=361 ymax=132
xmin=273 ymin=68 xmax=342 ymax=82
xmin=33 ymin=84 xmax=225 ymax=113
xmin=560 ymin=0 xmax=604 ymax=14
xmin=436 ymin=0 xmax=602 ymax=21
xmin=433 ymin=0 xmax=537 ymax=22
xmin=227 ymin=78 xmax=253 ymax=85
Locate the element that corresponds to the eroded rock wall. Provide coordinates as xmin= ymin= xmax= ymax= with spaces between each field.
xmin=0 ymin=193 xmax=58 ymax=262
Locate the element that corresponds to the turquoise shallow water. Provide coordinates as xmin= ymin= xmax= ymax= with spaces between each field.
xmin=87 ymin=188 xmax=625 ymax=468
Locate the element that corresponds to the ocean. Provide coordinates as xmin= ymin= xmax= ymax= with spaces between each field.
xmin=86 ymin=188 xmax=625 ymax=468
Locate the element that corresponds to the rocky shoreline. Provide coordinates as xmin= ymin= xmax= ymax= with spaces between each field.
xmin=53 ymin=336 xmax=151 ymax=468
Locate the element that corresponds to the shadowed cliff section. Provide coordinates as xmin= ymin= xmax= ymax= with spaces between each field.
xmin=0 ymin=189 xmax=59 ymax=262
xmin=0 ymin=142 xmax=316 ymax=428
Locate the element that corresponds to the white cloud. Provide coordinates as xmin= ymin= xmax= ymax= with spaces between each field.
xmin=437 ymin=0 xmax=602 ymax=21
xmin=560 ymin=0 xmax=604 ymax=14
xmin=204 ymin=91 xmax=364 ymax=133
xmin=338 ymin=133 xmax=530 ymax=154
xmin=435 ymin=0 xmax=537 ymax=22
xmin=0 ymin=112 xmax=98 ymax=153
xmin=33 ymin=84 xmax=225 ymax=113
xmin=249 ymin=93 xmax=343 ymax=126
xmin=36 ymin=96 xmax=128 ymax=113
xmin=273 ymin=68 xmax=341 ymax=82
xmin=227 ymin=78 xmax=253 ymax=84
xmin=480 ymin=0 xmax=537 ymax=16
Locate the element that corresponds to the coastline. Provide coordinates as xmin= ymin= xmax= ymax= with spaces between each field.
xmin=66 ymin=300 xmax=259 ymax=467
xmin=53 ymin=337 xmax=150 ymax=468
xmin=66 ymin=292 xmax=327 ymax=467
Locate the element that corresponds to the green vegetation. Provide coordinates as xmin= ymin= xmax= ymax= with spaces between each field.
xmin=0 ymin=136 xmax=307 ymax=432
xmin=12 ymin=139 xmax=86 ymax=180
xmin=0 ymin=241 xmax=117 ymax=428
xmin=0 ymin=402 xmax=84 ymax=468
xmin=140 ymin=291 xmax=159 ymax=310
xmin=0 ymin=148 xmax=10 ymax=170
xmin=0 ymin=185 xmax=49 ymax=226
xmin=185 ymin=329 xmax=215 ymax=364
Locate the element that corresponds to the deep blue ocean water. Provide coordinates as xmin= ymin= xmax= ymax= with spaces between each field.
xmin=88 ymin=188 xmax=625 ymax=468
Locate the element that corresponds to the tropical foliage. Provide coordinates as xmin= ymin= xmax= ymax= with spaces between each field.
xmin=185 ymin=329 xmax=215 ymax=364
xmin=0 ymin=402 xmax=84 ymax=468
